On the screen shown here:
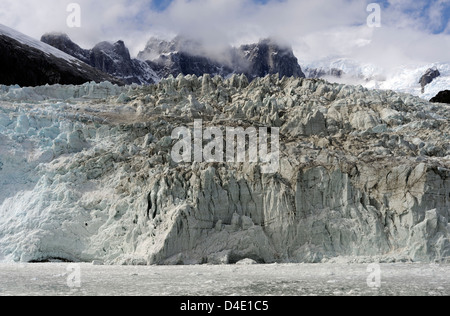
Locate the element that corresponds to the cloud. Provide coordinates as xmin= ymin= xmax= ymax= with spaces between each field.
xmin=427 ymin=0 xmax=450 ymax=32
xmin=382 ymin=0 xmax=450 ymax=33
xmin=0 ymin=0 xmax=449 ymax=68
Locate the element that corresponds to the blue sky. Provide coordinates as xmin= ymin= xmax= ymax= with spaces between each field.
xmin=376 ymin=0 xmax=450 ymax=34
xmin=152 ymin=0 xmax=288 ymax=10
xmin=1 ymin=0 xmax=450 ymax=65
xmin=150 ymin=0 xmax=450 ymax=33
xmin=151 ymin=0 xmax=173 ymax=11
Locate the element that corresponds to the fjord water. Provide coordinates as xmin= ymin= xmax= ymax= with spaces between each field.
xmin=0 ymin=263 xmax=448 ymax=296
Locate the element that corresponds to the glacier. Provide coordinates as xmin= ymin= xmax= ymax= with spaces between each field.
xmin=304 ymin=58 xmax=450 ymax=101
xmin=0 ymin=76 xmax=448 ymax=264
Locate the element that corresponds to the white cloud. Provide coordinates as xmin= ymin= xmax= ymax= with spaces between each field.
xmin=427 ymin=0 xmax=450 ymax=31
xmin=0 ymin=0 xmax=449 ymax=68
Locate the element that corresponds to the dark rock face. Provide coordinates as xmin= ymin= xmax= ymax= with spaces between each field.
xmin=40 ymin=33 xmax=90 ymax=64
xmin=42 ymin=34 xmax=158 ymax=85
xmin=0 ymin=35 xmax=122 ymax=87
xmin=43 ymin=34 xmax=306 ymax=84
xmin=138 ymin=37 xmax=305 ymax=80
xmin=138 ymin=36 xmax=236 ymax=79
xmin=430 ymin=90 xmax=450 ymax=104
xmin=88 ymin=41 xmax=158 ymax=84
xmin=239 ymin=39 xmax=305 ymax=79
xmin=420 ymin=68 xmax=440 ymax=92
xmin=145 ymin=50 xmax=233 ymax=79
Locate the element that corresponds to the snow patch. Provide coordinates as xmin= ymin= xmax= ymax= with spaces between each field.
xmin=305 ymin=58 xmax=450 ymax=100
xmin=0 ymin=24 xmax=82 ymax=65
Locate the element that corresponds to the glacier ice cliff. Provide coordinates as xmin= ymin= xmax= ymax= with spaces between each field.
xmin=0 ymin=76 xmax=448 ymax=264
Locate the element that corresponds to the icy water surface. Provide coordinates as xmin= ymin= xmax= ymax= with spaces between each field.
xmin=0 ymin=263 xmax=448 ymax=296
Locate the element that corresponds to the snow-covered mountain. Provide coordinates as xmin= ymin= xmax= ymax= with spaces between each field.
xmin=139 ymin=36 xmax=234 ymax=79
xmin=370 ymin=63 xmax=450 ymax=101
xmin=304 ymin=57 xmax=450 ymax=101
xmin=0 ymin=24 xmax=122 ymax=86
xmin=3 ymin=21 xmax=447 ymax=100
xmin=42 ymin=34 xmax=305 ymax=85
xmin=240 ymin=39 xmax=305 ymax=80
xmin=41 ymin=33 xmax=159 ymax=85
xmin=138 ymin=37 xmax=305 ymax=80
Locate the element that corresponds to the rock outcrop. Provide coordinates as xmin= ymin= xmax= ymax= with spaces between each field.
xmin=239 ymin=39 xmax=305 ymax=80
xmin=0 ymin=76 xmax=448 ymax=264
xmin=420 ymin=67 xmax=441 ymax=93
xmin=430 ymin=90 xmax=450 ymax=104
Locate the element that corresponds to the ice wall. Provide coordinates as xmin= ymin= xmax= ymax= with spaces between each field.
xmin=0 ymin=76 xmax=448 ymax=264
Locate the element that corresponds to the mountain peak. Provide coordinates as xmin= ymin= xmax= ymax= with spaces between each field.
xmin=43 ymin=35 xmax=158 ymax=85
xmin=42 ymin=32 xmax=306 ymax=85
xmin=41 ymin=32 xmax=71 ymax=41
xmin=137 ymin=35 xmax=305 ymax=80
xmin=41 ymin=32 xmax=90 ymax=64
xmin=239 ymin=38 xmax=305 ymax=79
xmin=138 ymin=35 xmax=205 ymax=61
xmin=0 ymin=24 xmax=122 ymax=86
